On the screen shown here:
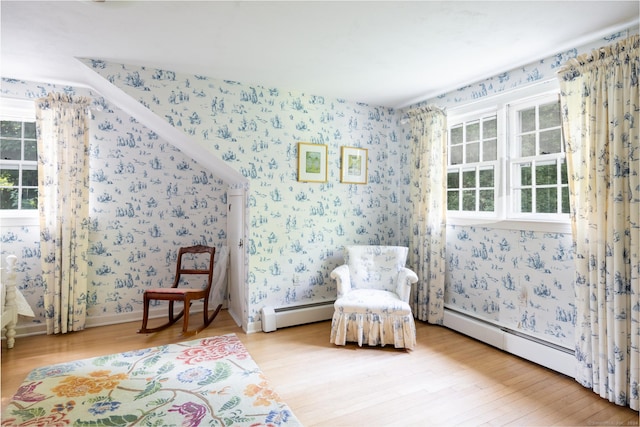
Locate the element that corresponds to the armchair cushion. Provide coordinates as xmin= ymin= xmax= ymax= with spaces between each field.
xmin=330 ymin=245 xmax=418 ymax=349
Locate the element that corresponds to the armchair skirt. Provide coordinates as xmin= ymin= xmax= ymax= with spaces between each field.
xmin=331 ymin=289 xmax=416 ymax=349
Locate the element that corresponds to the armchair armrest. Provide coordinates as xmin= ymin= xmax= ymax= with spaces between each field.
xmin=396 ymin=267 xmax=418 ymax=303
xmin=330 ymin=264 xmax=351 ymax=297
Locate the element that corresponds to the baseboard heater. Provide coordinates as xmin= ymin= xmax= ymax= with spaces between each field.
xmin=261 ymin=301 xmax=335 ymax=332
xmin=443 ymin=308 xmax=575 ymax=378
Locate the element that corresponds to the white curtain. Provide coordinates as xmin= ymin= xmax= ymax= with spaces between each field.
xmin=408 ymin=107 xmax=447 ymax=323
xmin=558 ymin=35 xmax=639 ymax=410
xmin=36 ymin=93 xmax=91 ymax=334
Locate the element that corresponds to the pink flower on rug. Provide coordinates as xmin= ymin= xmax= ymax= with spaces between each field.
xmin=177 ymin=335 xmax=248 ymax=365
xmin=168 ymin=402 xmax=206 ymax=427
xmin=12 ymin=381 xmax=46 ymax=403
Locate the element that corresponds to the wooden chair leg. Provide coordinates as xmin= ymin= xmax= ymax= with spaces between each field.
xmin=203 ymin=299 xmax=209 ymax=326
xmin=182 ymin=300 xmax=190 ymax=334
xmin=139 ymin=295 xmax=150 ymax=332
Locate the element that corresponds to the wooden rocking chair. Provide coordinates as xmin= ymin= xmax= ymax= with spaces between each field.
xmin=138 ymin=245 xmax=221 ymax=335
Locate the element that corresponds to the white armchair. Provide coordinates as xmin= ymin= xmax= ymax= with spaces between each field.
xmin=329 ymin=245 xmax=419 ymax=349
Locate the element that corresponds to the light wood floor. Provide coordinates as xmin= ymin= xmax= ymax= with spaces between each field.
xmin=2 ymin=310 xmax=638 ymax=426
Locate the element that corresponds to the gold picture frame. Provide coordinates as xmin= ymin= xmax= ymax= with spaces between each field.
xmin=340 ymin=146 xmax=368 ymax=184
xmin=297 ymin=142 xmax=328 ymax=183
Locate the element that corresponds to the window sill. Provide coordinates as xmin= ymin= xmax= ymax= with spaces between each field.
xmin=446 ymin=217 xmax=571 ymax=234
xmin=0 ymin=213 xmax=39 ymax=227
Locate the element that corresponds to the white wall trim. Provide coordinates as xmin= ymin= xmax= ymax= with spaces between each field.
xmin=443 ymin=308 xmax=575 ymax=378
xmin=78 ymin=59 xmax=248 ymax=186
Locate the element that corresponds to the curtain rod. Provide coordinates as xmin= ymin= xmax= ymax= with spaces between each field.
xmin=400 ymin=104 xmax=446 ymax=124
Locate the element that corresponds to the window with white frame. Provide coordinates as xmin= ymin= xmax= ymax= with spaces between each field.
xmin=0 ymin=98 xmax=38 ymax=212
xmin=447 ymin=112 xmax=498 ymax=215
xmin=447 ymin=87 xmax=569 ymax=225
xmin=508 ymin=95 xmax=569 ymax=218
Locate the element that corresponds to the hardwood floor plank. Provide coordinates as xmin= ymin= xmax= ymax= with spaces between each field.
xmin=2 ymin=310 xmax=638 ymax=426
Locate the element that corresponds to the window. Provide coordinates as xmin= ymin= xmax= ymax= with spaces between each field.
xmin=446 ymin=85 xmax=569 ymax=226
xmin=0 ymin=98 xmax=37 ymax=214
xmin=509 ymin=95 xmax=569 ymax=218
xmin=447 ymin=112 xmax=498 ymax=215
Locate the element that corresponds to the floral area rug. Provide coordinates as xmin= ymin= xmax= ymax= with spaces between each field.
xmin=2 ymin=334 xmax=301 ymax=426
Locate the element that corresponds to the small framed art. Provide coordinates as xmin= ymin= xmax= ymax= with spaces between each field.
xmin=340 ymin=146 xmax=368 ymax=184
xmin=298 ymin=142 xmax=328 ymax=183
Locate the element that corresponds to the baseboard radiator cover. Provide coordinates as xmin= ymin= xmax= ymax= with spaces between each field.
xmin=261 ymin=301 xmax=335 ymax=332
xmin=443 ymin=308 xmax=575 ymax=378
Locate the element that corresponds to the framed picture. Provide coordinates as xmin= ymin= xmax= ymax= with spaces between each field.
xmin=298 ymin=142 xmax=328 ymax=183
xmin=340 ymin=146 xmax=368 ymax=184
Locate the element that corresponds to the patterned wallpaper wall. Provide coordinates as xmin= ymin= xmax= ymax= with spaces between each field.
xmin=2 ymin=66 xmax=412 ymax=332
xmin=1 ymin=79 xmax=230 ymax=331
xmin=80 ymin=60 xmax=412 ymax=330
xmin=446 ymin=226 xmax=575 ymax=349
xmin=396 ymin=28 xmax=636 ymax=349
xmin=2 ymin=26 xmax=635 ymax=345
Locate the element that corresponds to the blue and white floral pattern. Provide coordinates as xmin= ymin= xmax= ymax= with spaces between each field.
xmin=1 ymin=79 xmax=230 ymax=331
xmin=408 ymin=107 xmax=447 ymax=324
xmin=79 ymin=60 xmax=412 ymax=329
xmin=445 ymin=226 xmax=576 ymax=349
xmin=558 ymin=35 xmax=639 ymax=411
xmin=0 ymin=26 xmax=636 ymax=355
xmin=35 ymin=93 xmax=91 ymax=334
xmin=330 ymin=246 xmax=418 ymax=349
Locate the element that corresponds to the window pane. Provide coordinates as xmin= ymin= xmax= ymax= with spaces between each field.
xmin=462 ymin=170 xmax=476 ymax=188
xmin=483 ymin=138 xmax=497 ymax=161
xmin=462 ymin=190 xmax=476 ymax=211
xmin=536 ymin=163 xmax=557 ymax=185
xmin=21 ymin=188 xmax=38 ymax=209
xmin=0 ymin=188 xmax=18 ymax=209
xmin=561 ymin=161 xmax=568 ymax=184
xmin=24 ymin=139 xmax=37 ymax=161
xmin=483 ymin=118 xmax=497 ymax=139
xmin=520 ymin=188 xmax=532 ymax=212
xmin=447 ymin=171 xmax=459 ymax=189
xmin=24 ymin=122 xmax=36 ymax=138
xmin=0 ymin=121 xmax=22 ymax=138
xmin=536 ymin=187 xmax=557 ymax=213
xmin=466 ymin=142 xmax=479 ymax=163
xmin=450 ymin=145 xmax=463 ymax=165
xmin=450 ymin=125 xmax=463 ymax=145
xmin=519 ymin=134 xmax=536 ymax=157
xmin=540 ymin=129 xmax=562 ymax=154
xmin=539 ymin=101 xmax=561 ymax=128
xmin=562 ymin=186 xmax=570 ymax=213
xmin=479 ymin=190 xmax=494 ymax=211
xmin=519 ymin=107 xmax=536 ymax=132
xmin=0 ymin=168 xmax=19 ymax=186
xmin=22 ymin=169 xmax=38 ymax=186
xmin=466 ymin=122 xmax=479 ymax=142
xmin=520 ymin=163 xmax=532 ymax=186
xmin=447 ymin=191 xmax=459 ymax=210
xmin=1 ymin=139 xmax=22 ymax=160
xmin=479 ymin=168 xmax=494 ymax=187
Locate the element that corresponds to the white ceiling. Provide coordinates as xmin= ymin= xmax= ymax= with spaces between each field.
xmin=1 ymin=1 xmax=638 ymax=108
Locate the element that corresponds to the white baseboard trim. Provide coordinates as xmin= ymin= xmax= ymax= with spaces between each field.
xmin=443 ymin=308 xmax=575 ymax=378
xmin=5 ymin=302 xmax=211 ymax=340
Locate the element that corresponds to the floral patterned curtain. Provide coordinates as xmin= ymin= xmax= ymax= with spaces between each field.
xmin=36 ymin=93 xmax=91 ymax=334
xmin=558 ymin=34 xmax=639 ymax=411
xmin=408 ymin=107 xmax=447 ymax=323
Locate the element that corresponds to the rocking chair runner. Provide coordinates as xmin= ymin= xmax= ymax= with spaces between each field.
xmin=138 ymin=245 xmax=221 ymax=334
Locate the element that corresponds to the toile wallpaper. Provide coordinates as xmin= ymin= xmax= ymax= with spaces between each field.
xmin=2 ymin=27 xmax=635 ymax=347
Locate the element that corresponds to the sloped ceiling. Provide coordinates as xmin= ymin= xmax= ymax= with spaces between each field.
xmin=1 ymin=1 xmax=638 ymax=108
